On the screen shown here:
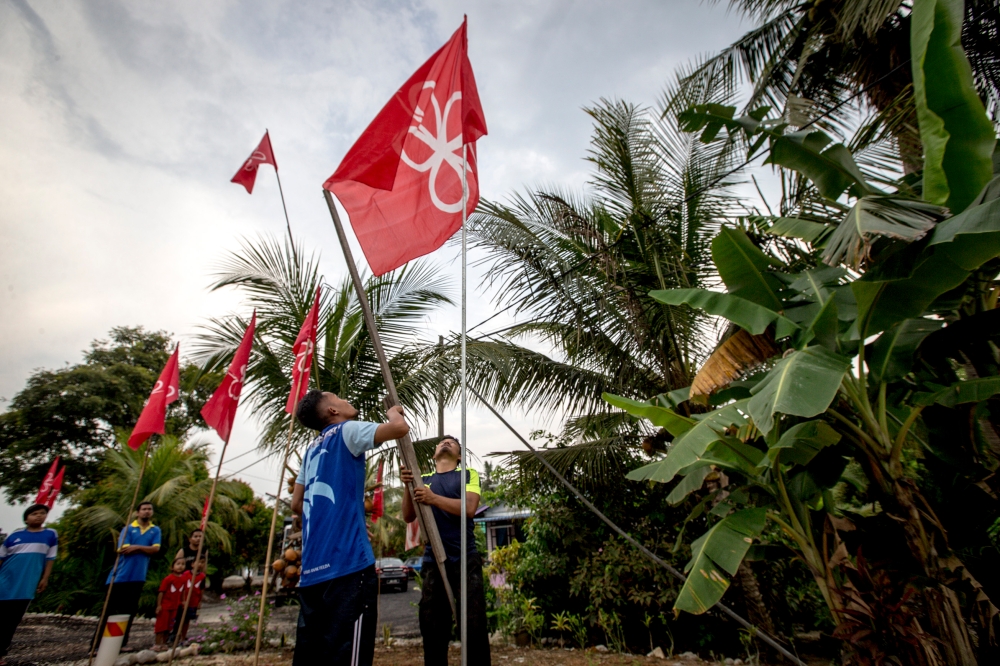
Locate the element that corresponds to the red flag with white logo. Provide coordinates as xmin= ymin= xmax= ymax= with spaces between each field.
xmin=45 ymin=467 xmax=65 ymax=508
xmin=405 ymin=517 xmax=421 ymax=551
xmin=231 ymin=131 xmax=278 ymax=194
xmin=323 ymin=18 xmax=487 ymax=276
xmin=200 ymin=496 xmax=211 ymax=530
xmin=35 ymin=457 xmax=61 ymax=505
xmin=201 ymin=312 xmax=256 ymax=443
xmin=286 ymin=288 xmax=321 ymax=414
xmin=372 ymin=460 xmax=384 ymax=523
xmin=128 ymin=347 xmax=181 ymax=450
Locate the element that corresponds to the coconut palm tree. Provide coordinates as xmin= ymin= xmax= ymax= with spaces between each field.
xmin=676 ymin=0 xmax=999 ymax=171
xmin=74 ymin=436 xmax=248 ymax=555
xmin=450 ymin=77 xmax=744 ymax=484
xmin=193 ymin=236 xmax=454 ymax=457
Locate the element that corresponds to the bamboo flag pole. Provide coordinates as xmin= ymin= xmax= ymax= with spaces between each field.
xmin=166 ymin=437 xmax=234 ymax=664
xmin=252 ymin=372 xmax=303 ymax=666
xmin=323 ymin=189 xmax=458 ymax=618
xmin=267 ymin=128 xmax=298 ymax=262
xmin=87 ymin=439 xmax=155 ymax=665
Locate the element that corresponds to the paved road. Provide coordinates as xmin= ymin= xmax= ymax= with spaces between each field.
xmin=376 ymin=578 xmax=421 ymax=637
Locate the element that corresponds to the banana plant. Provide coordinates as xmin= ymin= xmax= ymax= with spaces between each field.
xmin=608 ymin=3 xmax=999 ymax=658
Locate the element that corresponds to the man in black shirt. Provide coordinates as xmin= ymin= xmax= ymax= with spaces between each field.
xmin=401 ymin=435 xmax=491 ymax=666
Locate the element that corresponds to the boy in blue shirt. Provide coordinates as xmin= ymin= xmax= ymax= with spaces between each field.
xmin=95 ymin=501 xmax=161 ymax=651
xmin=290 ymin=390 xmax=409 ymax=666
xmin=0 ymin=503 xmax=58 ymax=664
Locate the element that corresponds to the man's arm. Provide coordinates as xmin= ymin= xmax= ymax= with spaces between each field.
xmin=374 ymin=405 xmax=409 ymax=445
xmin=414 ymin=488 xmax=480 ymax=518
xmin=399 ymin=468 xmax=418 ymax=523
xmin=123 ymin=544 xmax=160 ymax=555
xmin=36 ymin=559 xmax=54 ymax=594
xmin=291 ymin=483 xmax=305 ymax=516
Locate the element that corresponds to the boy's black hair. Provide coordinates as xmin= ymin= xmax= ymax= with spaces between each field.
xmin=296 ymin=389 xmax=328 ymax=431
xmin=23 ymin=504 xmax=49 ymax=521
xmin=189 ymin=528 xmax=204 ymax=536
xmin=137 ymin=501 xmax=154 ymax=510
xmin=439 ymin=434 xmax=461 ymax=447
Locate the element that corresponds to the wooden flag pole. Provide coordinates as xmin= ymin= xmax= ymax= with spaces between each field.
xmin=166 ymin=436 xmax=234 ymax=664
xmin=323 ymin=189 xmax=458 ymax=618
xmin=252 ymin=373 xmax=303 ymax=666
xmin=88 ymin=439 xmax=155 ymax=665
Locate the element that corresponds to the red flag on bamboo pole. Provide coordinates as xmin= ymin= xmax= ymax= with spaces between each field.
xmin=128 ymin=347 xmax=181 ymax=450
xmin=200 ymin=496 xmax=211 ymax=530
xmin=323 ymin=18 xmax=487 ymax=276
xmin=44 ymin=467 xmax=65 ymax=508
xmin=286 ymin=288 xmax=321 ymax=413
xmin=231 ymin=131 xmax=277 ymax=194
xmin=372 ymin=460 xmax=384 ymax=523
xmin=35 ymin=457 xmax=61 ymax=505
xmin=201 ymin=312 xmax=256 ymax=443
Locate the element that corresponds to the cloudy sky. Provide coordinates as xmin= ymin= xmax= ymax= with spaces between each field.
xmin=0 ymin=0 xmax=750 ymax=530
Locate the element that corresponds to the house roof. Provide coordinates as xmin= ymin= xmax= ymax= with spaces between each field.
xmin=473 ymin=502 xmax=532 ymax=523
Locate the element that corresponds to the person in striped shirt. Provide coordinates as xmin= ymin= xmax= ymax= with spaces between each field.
xmin=0 ymin=503 xmax=58 ymax=665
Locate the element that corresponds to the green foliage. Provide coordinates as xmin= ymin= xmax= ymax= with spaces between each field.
xmin=911 ymin=0 xmax=996 ymax=212
xmin=0 ymin=327 xmax=220 ymax=502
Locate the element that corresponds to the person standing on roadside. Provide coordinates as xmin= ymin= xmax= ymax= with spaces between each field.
xmin=290 ymin=390 xmax=409 ymax=666
xmin=0 ymin=504 xmax=58 ymax=666
xmin=174 ymin=529 xmax=209 ymax=571
xmin=95 ymin=501 xmax=161 ymax=651
xmin=401 ymin=435 xmax=491 ymax=666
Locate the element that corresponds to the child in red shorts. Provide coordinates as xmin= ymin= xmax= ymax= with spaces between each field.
xmin=154 ymin=559 xmax=186 ymax=649
xmin=170 ymin=558 xmax=207 ymax=644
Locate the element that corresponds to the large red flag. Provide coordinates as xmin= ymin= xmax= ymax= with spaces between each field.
xmin=128 ymin=347 xmax=181 ymax=450
xmin=44 ymin=467 xmax=64 ymax=508
xmin=286 ymin=288 xmax=321 ymax=413
xmin=372 ymin=460 xmax=384 ymax=523
xmin=201 ymin=312 xmax=256 ymax=443
xmin=231 ymin=131 xmax=277 ymax=194
xmin=324 ymin=18 xmax=487 ymax=276
xmin=34 ymin=457 xmax=61 ymax=505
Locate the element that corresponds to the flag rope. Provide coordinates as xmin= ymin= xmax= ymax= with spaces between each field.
xmin=252 ymin=373 xmax=302 ymax=666
xmin=467 ymin=384 xmax=808 ymax=666
xmin=87 ymin=438 xmax=155 ymax=666
xmin=166 ymin=437 xmax=233 ymax=664
xmin=323 ymin=189 xmax=458 ymax=620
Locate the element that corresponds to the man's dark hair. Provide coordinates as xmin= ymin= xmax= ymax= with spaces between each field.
xmin=440 ymin=435 xmax=461 ymax=447
xmin=296 ymin=390 xmax=328 ymax=431
xmin=137 ymin=501 xmax=154 ymax=510
xmin=23 ymin=504 xmax=49 ymax=521
xmin=190 ymin=528 xmax=203 ymax=536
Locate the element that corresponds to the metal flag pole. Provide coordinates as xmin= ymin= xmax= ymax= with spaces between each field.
xmin=167 ymin=436 xmax=236 ymax=664
xmin=459 ymin=143 xmax=469 ymax=666
xmin=87 ymin=439 xmax=154 ymax=666
xmin=267 ymin=129 xmax=296 ymax=249
xmin=252 ymin=372 xmax=303 ymax=666
xmin=323 ymin=189 xmax=458 ymax=618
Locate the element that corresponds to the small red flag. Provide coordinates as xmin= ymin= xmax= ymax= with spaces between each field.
xmin=405 ymin=518 xmax=421 ymax=551
xmin=286 ymin=288 xmax=321 ymax=414
xmin=231 ymin=131 xmax=277 ymax=194
xmin=201 ymin=312 xmax=256 ymax=443
xmin=45 ymin=467 xmax=65 ymax=508
xmin=128 ymin=347 xmax=181 ymax=450
xmin=35 ymin=457 xmax=61 ymax=505
xmin=372 ymin=460 xmax=385 ymax=523
xmin=200 ymin=496 xmax=211 ymax=530
xmin=324 ymin=18 xmax=487 ymax=276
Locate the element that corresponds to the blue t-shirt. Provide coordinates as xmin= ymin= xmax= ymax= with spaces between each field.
xmin=295 ymin=420 xmax=381 ymax=587
xmin=0 ymin=527 xmax=58 ymax=600
xmin=421 ymin=467 xmax=481 ymax=563
xmin=106 ymin=521 xmax=161 ymax=584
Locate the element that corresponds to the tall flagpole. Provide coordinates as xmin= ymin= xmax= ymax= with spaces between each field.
xmin=253 ymin=374 xmax=302 ymax=666
xmin=459 ymin=144 xmax=469 ymax=666
xmin=267 ymin=128 xmax=298 ymax=265
xmin=88 ymin=439 xmax=154 ymax=666
xmin=323 ymin=189 xmax=457 ymax=618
